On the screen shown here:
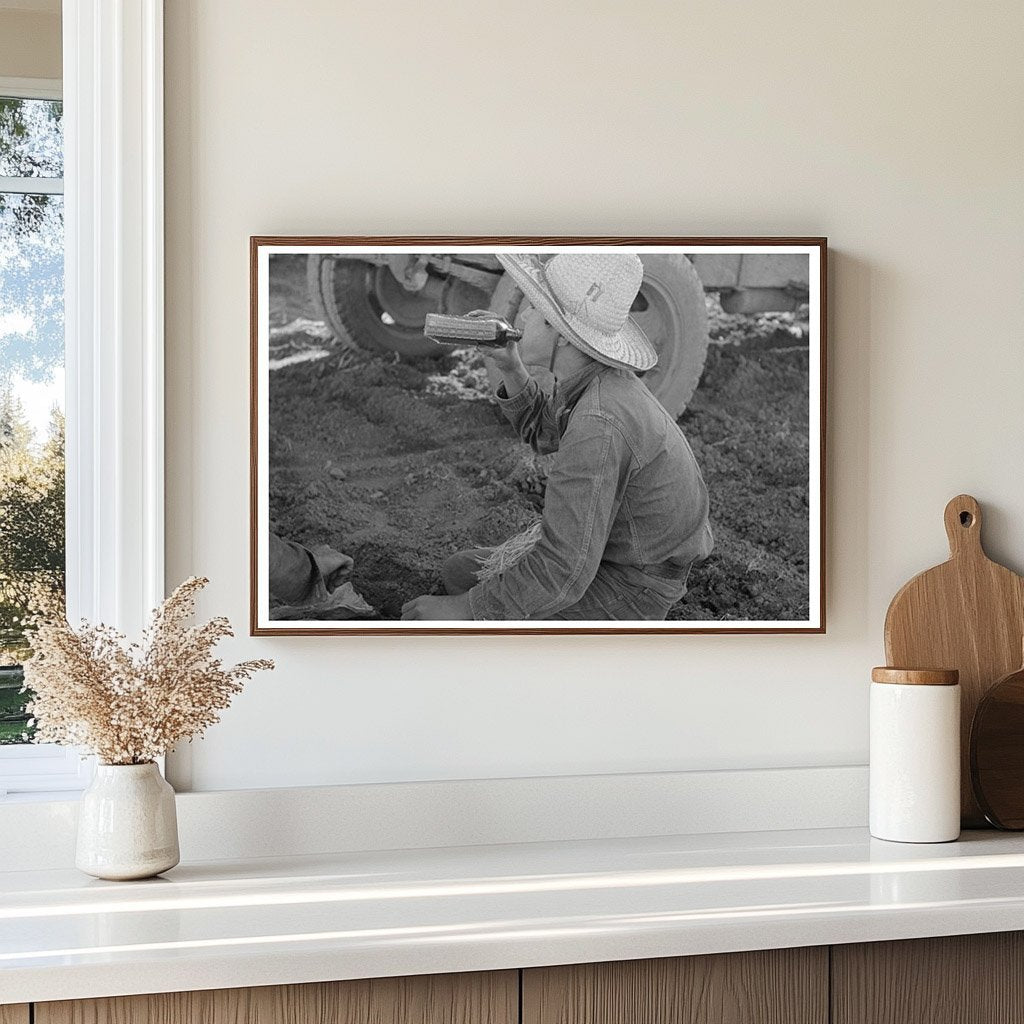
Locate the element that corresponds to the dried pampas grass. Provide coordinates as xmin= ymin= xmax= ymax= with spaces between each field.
xmin=22 ymin=577 xmax=273 ymax=765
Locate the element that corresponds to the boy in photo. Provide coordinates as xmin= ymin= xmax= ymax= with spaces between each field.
xmin=402 ymin=252 xmax=713 ymax=621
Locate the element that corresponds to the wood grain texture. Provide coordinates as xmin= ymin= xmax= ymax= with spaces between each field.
xmin=522 ymin=948 xmax=828 ymax=1024
xmin=871 ymin=667 xmax=959 ymax=686
xmin=0 ymin=1007 xmax=30 ymax=1024
xmin=36 ymin=971 xmax=517 ymax=1024
xmin=970 ymin=655 xmax=1024 ymax=827
xmin=884 ymin=494 xmax=1024 ymax=826
xmin=832 ymin=932 xmax=1024 ymax=1024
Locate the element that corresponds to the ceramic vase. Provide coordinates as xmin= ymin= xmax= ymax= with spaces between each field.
xmin=76 ymin=762 xmax=180 ymax=880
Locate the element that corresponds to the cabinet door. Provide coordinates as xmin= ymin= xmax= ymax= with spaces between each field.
xmin=523 ymin=948 xmax=828 ymax=1024
xmin=35 ymin=971 xmax=517 ymax=1024
xmin=832 ymin=932 xmax=1024 ymax=1024
xmin=0 ymin=1007 xmax=29 ymax=1024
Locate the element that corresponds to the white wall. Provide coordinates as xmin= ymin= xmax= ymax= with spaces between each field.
xmin=163 ymin=0 xmax=1024 ymax=791
xmin=0 ymin=7 xmax=61 ymax=80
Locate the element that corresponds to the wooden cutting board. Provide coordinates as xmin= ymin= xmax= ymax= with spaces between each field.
xmin=884 ymin=494 xmax=1024 ymax=827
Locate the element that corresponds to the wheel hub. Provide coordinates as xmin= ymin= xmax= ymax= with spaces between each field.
xmin=366 ymin=265 xmax=442 ymax=330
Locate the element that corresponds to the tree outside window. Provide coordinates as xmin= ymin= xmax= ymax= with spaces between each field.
xmin=0 ymin=94 xmax=65 ymax=744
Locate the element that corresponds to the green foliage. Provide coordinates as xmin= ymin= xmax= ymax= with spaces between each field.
xmin=0 ymin=390 xmax=65 ymax=665
xmin=0 ymin=665 xmax=31 ymax=743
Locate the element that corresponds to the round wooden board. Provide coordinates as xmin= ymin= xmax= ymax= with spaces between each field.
xmin=971 ymin=662 xmax=1024 ymax=829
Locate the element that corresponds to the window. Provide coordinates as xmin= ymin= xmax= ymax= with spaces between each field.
xmin=0 ymin=87 xmax=64 ymax=737
xmin=0 ymin=78 xmax=83 ymax=795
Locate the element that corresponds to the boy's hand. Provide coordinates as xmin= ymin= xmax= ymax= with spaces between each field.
xmin=484 ymin=341 xmax=530 ymax=396
xmin=401 ymin=593 xmax=472 ymax=621
xmin=459 ymin=309 xmax=528 ymax=385
xmin=488 ymin=341 xmax=527 ymax=371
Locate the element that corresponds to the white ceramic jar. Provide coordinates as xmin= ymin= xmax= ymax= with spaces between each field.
xmin=76 ymin=762 xmax=180 ymax=880
xmin=870 ymin=667 xmax=961 ymax=843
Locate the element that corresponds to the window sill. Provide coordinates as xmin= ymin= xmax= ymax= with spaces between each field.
xmin=0 ymin=790 xmax=85 ymax=804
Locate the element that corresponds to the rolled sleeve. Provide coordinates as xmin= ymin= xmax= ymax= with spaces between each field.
xmin=493 ymin=377 xmax=545 ymax=440
xmin=495 ymin=377 xmax=540 ymax=417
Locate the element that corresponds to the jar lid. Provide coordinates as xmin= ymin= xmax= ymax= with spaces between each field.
xmin=871 ymin=667 xmax=959 ymax=686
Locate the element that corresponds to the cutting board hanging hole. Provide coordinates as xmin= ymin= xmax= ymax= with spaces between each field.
xmin=944 ymin=494 xmax=982 ymax=555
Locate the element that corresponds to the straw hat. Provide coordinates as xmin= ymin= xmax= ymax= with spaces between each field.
xmin=496 ymin=253 xmax=657 ymax=372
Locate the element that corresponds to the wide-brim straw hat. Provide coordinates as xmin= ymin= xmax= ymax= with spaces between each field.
xmin=496 ymin=253 xmax=658 ymax=372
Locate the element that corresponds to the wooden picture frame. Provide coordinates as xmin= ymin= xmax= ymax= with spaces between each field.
xmin=251 ymin=237 xmax=827 ymax=635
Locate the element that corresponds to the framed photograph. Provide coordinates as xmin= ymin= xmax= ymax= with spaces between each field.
xmin=251 ymin=237 xmax=826 ymax=635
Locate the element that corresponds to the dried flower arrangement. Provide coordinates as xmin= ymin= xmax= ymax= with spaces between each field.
xmin=22 ymin=577 xmax=273 ymax=765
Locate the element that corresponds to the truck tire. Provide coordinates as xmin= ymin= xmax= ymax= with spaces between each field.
xmin=634 ymin=254 xmax=709 ymax=416
xmin=307 ymin=255 xmax=452 ymax=360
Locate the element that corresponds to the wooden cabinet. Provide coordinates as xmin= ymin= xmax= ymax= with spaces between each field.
xmin=34 ymin=972 xmax=517 ymax=1024
xmin=522 ymin=948 xmax=828 ymax=1024
xmin=832 ymin=932 xmax=1024 ymax=1024
xmin=13 ymin=933 xmax=1024 ymax=1023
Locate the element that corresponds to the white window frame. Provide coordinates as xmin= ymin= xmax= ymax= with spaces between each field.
xmin=0 ymin=0 xmax=164 ymax=797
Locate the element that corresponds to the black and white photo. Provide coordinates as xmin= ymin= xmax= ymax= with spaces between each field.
xmin=250 ymin=238 xmax=825 ymax=634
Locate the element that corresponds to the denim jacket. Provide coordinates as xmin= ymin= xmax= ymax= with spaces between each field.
xmin=468 ymin=364 xmax=714 ymax=620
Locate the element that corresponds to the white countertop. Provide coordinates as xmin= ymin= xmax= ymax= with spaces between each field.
xmin=4 ymin=826 xmax=1024 ymax=1005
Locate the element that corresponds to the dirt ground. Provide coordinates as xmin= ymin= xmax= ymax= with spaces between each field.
xmin=268 ymin=256 xmax=810 ymax=622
